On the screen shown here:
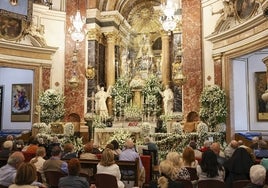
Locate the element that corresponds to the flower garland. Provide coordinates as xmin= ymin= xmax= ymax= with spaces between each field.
xmin=38 ymin=89 xmax=65 ymax=124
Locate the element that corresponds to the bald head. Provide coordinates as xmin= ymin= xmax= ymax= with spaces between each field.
xmin=125 ymin=138 xmax=134 ymax=149
xmin=230 ymin=140 xmax=238 ymax=149
xmin=210 ymin=142 xmax=221 ymax=155
xmin=7 ymin=151 xmax=25 ymax=168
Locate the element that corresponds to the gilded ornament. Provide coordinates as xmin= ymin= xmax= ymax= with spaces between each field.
xmin=85 ymin=66 xmax=95 ymax=79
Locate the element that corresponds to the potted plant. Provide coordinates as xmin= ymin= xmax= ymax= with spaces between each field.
xmin=199 ymin=85 xmax=227 ymax=131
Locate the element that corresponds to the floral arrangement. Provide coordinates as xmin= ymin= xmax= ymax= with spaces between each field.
xmin=130 ymin=75 xmax=145 ymax=89
xmin=124 ymin=105 xmax=143 ymax=120
xmin=142 ymin=75 xmax=162 ymax=116
xmin=111 ymin=76 xmax=132 ymax=115
xmin=139 ymin=122 xmax=151 ymax=137
xmin=60 ymin=135 xmax=84 ymax=153
xmin=199 ymin=85 xmax=227 ymax=129
xmin=108 ymin=128 xmax=131 ymax=148
xmin=39 ymin=89 xmax=65 ymax=124
xmin=92 ymin=115 xmax=106 ymax=128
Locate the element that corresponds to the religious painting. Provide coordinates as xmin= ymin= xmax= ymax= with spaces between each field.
xmin=235 ymin=0 xmax=256 ymax=20
xmin=255 ymin=72 xmax=268 ymax=121
xmin=0 ymin=0 xmax=33 ymax=40
xmin=11 ymin=84 xmax=32 ymax=122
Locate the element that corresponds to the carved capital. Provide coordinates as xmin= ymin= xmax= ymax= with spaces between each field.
xmin=212 ymin=53 xmax=223 ymax=65
xmin=262 ymin=56 xmax=268 ymax=68
xmin=87 ymin=28 xmax=101 ymax=41
xmin=104 ymin=32 xmax=117 ymax=43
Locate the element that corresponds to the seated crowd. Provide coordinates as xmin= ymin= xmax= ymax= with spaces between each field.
xmin=1 ymin=131 xmax=268 ymax=188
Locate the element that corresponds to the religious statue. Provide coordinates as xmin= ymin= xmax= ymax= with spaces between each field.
xmin=95 ymin=85 xmax=111 ymax=118
xmin=158 ymin=85 xmax=174 ymax=115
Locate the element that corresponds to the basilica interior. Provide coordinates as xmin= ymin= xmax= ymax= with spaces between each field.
xmin=1 ymin=0 xmax=268 ymax=146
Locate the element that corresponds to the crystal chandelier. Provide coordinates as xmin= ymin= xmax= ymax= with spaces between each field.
xmin=160 ymin=0 xmax=181 ymax=32
xmin=68 ymin=0 xmax=85 ymax=88
xmin=69 ymin=0 xmax=86 ymax=42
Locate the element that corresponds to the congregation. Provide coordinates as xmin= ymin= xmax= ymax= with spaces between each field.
xmin=0 ymin=133 xmax=268 ymax=188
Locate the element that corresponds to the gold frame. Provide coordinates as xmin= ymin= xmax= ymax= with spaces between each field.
xmin=255 ymin=72 xmax=268 ymax=121
xmin=11 ymin=83 xmax=32 ymax=122
xmin=235 ymin=0 xmax=257 ymax=21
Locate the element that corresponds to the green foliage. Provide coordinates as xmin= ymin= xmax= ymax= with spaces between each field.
xmin=199 ymin=85 xmax=227 ymax=127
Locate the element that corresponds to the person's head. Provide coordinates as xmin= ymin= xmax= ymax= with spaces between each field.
xmin=144 ymin=137 xmax=151 ymax=144
xmin=252 ymin=136 xmax=259 ymax=143
xmin=259 ymin=140 xmax=268 ymax=149
xmin=7 ymin=151 xmax=25 ymax=169
xmin=36 ymin=146 xmax=46 ymax=157
xmin=238 ymin=140 xmax=244 ymax=146
xmin=200 ymin=149 xmax=219 ymax=178
xmin=6 ymin=135 xmax=14 ymax=141
xmin=186 ymin=111 xmax=199 ymax=122
xmin=68 ymin=158 xmax=81 ymax=176
xmin=3 ymin=140 xmax=13 ymax=150
xmin=51 ymin=145 xmax=62 ymax=157
xmin=15 ymin=162 xmax=37 ymax=185
xmin=189 ymin=140 xmax=198 ymax=150
xmin=230 ymin=140 xmax=238 ymax=149
xmin=250 ymin=165 xmax=266 ymax=185
xmin=110 ymin=140 xmax=120 ymax=150
xmin=166 ymin=151 xmax=182 ymax=167
xmin=105 ymin=143 xmax=114 ymax=150
xmin=158 ymin=160 xmax=173 ymax=188
xmin=125 ymin=138 xmax=134 ymax=149
xmin=182 ymin=146 xmax=195 ymax=165
xmin=84 ymin=142 xmax=94 ymax=153
xmin=100 ymin=148 xmax=115 ymax=166
xmin=203 ymin=140 xmax=211 ymax=148
xmin=210 ymin=142 xmax=221 ymax=155
xmin=63 ymin=143 xmax=74 ymax=153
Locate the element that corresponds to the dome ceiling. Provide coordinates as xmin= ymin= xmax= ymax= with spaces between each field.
xmin=97 ymin=0 xmax=162 ymax=34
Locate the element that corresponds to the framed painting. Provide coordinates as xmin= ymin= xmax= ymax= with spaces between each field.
xmin=235 ymin=0 xmax=256 ymax=20
xmin=11 ymin=84 xmax=32 ymax=122
xmin=255 ymin=72 xmax=268 ymax=121
xmin=0 ymin=0 xmax=33 ymax=41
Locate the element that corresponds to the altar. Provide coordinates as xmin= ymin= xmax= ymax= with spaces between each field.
xmin=93 ymin=121 xmax=157 ymax=148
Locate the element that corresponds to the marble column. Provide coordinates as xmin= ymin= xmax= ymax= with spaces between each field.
xmin=105 ymin=32 xmax=116 ymax=116
xmin=161 ymin=32 xmax=170 ymax=86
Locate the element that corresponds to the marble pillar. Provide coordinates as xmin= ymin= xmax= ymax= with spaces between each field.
xmin=161 ymin=32 xmax=170 ymax=86
xmin=105 ymin=32 xmax=116 ymax=116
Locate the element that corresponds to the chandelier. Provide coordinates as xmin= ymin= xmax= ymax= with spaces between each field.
xmin=69 ymin=1 xmax=86 ymax=42
xmin=160 ymin=0 xmax=181 ymax=32
xmin=68 ymin=0 xmax=86 ymax=88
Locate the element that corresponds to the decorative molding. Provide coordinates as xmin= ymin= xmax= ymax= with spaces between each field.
xmin=0 ymin=40 xmax=57 ymax=61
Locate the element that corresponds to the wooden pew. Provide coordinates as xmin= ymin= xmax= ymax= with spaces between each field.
xmin=78 ymin=158 xmax=139 ymax=186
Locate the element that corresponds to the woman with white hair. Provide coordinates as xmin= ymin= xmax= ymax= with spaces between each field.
xmin=244 ymin=164 xmax=266 ymax=188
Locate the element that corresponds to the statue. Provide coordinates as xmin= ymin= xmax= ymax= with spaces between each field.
xmin=158 ymin=85 xmax=174 ymax=115
xmin=95 ymin=85 xmax=111 ymax=119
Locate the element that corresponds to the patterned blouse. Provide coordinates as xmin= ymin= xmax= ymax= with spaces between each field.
xmin=172 ymin=167 xmax=191 ymax=181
